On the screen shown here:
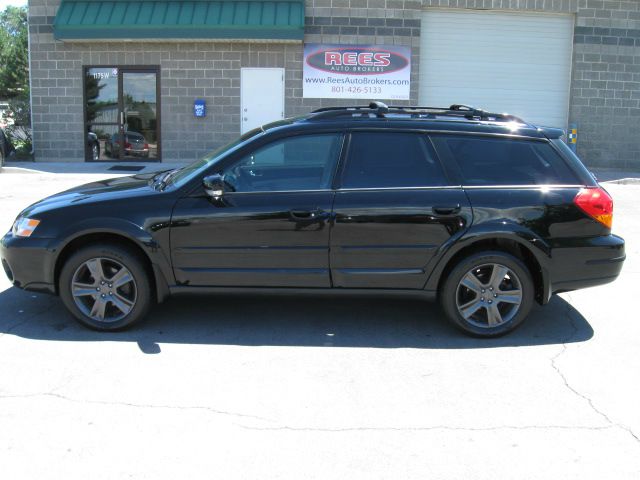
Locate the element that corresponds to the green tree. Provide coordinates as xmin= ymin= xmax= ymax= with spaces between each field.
xmin=0 ymin=5 xmax=30 ymax=156
xmin=0 ymin=5 xmax=29 ymax=99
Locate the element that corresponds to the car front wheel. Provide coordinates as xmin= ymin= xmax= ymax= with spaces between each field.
xmin=440 ymin=251 xmax=534 ymax=337
xmin=59 ymin=243 xmax=152 ymax=331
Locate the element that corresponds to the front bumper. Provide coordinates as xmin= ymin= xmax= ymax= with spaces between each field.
xmin=548 ymin=234 xmax=625 ymax=294
xmin=0 ymin=231 xmax=56 ymax=294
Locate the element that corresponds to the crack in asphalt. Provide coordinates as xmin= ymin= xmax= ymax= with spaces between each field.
xmin=0 ymin=391 xmax=272 ymax=423
xmin=236 ymin=424 xmax=616 ymax=433
xmin=551 ymin=296 xmax=640 ymax=446
xmin=2 ymin=291 xmax=638 ymax=443
xmin=0 ymin=389 xmax=620 ymax=435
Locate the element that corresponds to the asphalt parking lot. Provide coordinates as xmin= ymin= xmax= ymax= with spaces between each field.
xmin=0 ymin=168 xmax=639 ymax=479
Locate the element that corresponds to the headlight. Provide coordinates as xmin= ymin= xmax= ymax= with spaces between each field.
xmin=12 ymin=217 xmax=41 ymax=237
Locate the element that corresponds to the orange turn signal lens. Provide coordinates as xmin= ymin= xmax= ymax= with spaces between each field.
xmin=573 ymin=187 xmax=614 ymax=229
xmin=12 ymin=217 xmax=41 ymax=237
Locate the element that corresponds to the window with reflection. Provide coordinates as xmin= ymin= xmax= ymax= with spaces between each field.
xmin=223 ymin=134 xmax=343 ymax=192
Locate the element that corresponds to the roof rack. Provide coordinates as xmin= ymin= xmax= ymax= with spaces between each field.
xmin=309 ymin=102 xmax=528 ymax=125
xmin=312 ymin=101 xmax=389 ymax=118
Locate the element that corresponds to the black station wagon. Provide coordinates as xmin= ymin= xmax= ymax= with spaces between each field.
xmin=0 ymin=103 xmax=625 ymax=336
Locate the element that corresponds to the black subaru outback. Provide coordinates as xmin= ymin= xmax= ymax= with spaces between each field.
xmin=0 ymin=103 xmax=625 ymax=336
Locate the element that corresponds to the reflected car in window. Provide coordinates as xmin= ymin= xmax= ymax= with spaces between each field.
xmin=87 ymin=132 xmax=100 ymax=161
xmin=0 ymin=127 xmax=15 ymax=169
xmin=104 ymin=131 xmax=149 ymax=158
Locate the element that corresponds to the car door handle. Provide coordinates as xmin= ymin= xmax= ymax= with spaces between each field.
xmin=432 ymin=204 xmax=461 ymax=216
xmin=289 ymin=209 xmax=329 ymax=221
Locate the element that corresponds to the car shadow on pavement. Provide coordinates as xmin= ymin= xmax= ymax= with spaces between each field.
xmin=0 ymin=286 xmax=593 ymax=352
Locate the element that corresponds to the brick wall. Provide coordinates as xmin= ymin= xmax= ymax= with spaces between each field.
xmin=571 ymin=1 xmax=640 ymax=168
xmin=28 ymin=0 xmax=640 ymax=168
xmin=28 ymin=0 xmax=419 ymax=163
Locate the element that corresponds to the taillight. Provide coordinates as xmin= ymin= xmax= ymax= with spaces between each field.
xmin=143 ymin=143 xmax=149 ymax=149
xmin=574 ymin=187 xmax=613 ymax=229
xmin=125 ymin=142 xmax=132 ymax=149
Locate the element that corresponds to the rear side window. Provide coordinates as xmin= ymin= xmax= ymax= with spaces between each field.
xmin=342 ymin=132 xmax=448 ymax=188
xmin=431 ymin=135 xmax=578 ymax=186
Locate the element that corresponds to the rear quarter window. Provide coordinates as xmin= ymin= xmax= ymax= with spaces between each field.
xmin=431 ymin=135 xmax=579 ymax=186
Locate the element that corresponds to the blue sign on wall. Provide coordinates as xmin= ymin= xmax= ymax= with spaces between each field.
xmin=194 ymin=99 xmax=206 ymax=118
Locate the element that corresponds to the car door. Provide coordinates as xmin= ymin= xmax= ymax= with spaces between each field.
xmin=170 ymin=132 xmax=343 ymax=287
xmin=330 ymin=131 xmax=472 ymax=289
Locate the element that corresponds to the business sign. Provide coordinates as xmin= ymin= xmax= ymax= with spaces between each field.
xmin=303 ymin=44 xmax=411 ymax=100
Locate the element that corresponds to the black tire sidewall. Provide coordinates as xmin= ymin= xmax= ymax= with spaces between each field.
xmin=440 ymin=251 xmax=534 ymax=337
xmin=59 ymin=244 xmax=152 ymax=331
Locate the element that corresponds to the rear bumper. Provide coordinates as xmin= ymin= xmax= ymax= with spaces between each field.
xmin=548 ymin=234 xmax=625 ymax=295
xmin=0 ymin=231 xmax=56 ymax=294
xmin=124 ymin=148 xmax=149 ymax=156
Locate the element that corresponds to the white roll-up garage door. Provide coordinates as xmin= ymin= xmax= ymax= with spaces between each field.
xmin=419 ymin=10 xmax=573 ymax=128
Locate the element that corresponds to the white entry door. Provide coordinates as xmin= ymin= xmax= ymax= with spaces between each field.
xmin=241 ymin=68 xmax=284 ymax=134
xmin=419 ymin=10 xmax=574 ymax=128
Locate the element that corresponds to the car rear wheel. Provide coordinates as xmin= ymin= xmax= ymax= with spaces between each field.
xmin=59 ymin=243 xmax=152 ymax=331
xmin=440 ymin=251 xmax=534 ymax=337
xmin=91 ymin=143 xmax=99 ymax=161
xmin=0 ymin=148 xmax=5 ymax=169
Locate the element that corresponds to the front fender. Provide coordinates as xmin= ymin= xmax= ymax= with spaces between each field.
xmin=48 ymin=218 xmax=173 ymax=300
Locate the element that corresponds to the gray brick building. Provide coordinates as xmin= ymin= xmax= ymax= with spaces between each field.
xmin=28 ymin=0 xmax=640 ymax=168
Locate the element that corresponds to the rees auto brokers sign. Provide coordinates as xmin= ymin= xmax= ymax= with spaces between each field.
xmin=303 ymin=44 xmax=411 ymax=100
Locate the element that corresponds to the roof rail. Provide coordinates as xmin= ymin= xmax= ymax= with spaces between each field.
xmin=309 ymin=102 xmax=528 ymax=125
xmin=312 ymin=101 xmax=389 ymax=118
xmin=447 ymin=104 xmax=526 ymax=123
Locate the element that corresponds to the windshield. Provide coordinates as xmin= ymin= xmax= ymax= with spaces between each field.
xmin=164 ymin=127 xmax=264 ymax=188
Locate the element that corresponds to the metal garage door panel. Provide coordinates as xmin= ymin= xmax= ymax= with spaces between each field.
xmin=419 ymin=10 xmax=573 ymax=128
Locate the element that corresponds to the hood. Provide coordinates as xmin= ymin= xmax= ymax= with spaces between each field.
xmin=20 ymin=171 xmax=163 ymax=218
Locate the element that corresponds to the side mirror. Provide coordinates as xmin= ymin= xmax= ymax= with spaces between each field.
xmin=203 ymin=174 xmax=229 ymax=200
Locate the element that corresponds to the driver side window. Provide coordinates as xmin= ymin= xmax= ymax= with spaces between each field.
xmin=223 ymin=133 xmax=343 ymax=192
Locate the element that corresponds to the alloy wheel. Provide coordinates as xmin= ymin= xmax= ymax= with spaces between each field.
xmin=455 ymin=263 xmax=523 ymax=328
xmin=70 ymin=257 xmax=137 ymax=323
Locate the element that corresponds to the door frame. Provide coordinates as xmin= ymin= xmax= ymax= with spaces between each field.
xmin=240 ymin=67 xmax=284 ymax=134
xmin=83 ymin=65 xmax=162 ymax=162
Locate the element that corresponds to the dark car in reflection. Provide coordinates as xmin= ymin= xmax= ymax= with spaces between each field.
xmin=87 ymin=132 xmax=100 ymax=161
xmin=0 ymin=127 xmax=15 ymax=169
xmin=105 ymin=131 xmax=149 ymax=158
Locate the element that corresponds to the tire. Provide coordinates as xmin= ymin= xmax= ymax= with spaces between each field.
xmin=439 ymin=251 xmax=534 ymax=337
xmin=91 ymin=142 xmax=99 ymax=161
xmin=59 ymin=243 xmax=153 ymax=331
xmin=0 ymin=148 xmax=4 ymax=169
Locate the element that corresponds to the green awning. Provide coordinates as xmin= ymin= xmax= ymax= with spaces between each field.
xmin=53 ymin=0 xmax=305 ymax=41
